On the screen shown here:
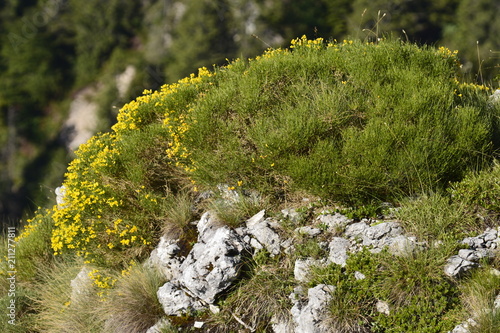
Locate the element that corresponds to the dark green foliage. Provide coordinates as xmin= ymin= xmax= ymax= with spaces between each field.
xmin=450 ymin=160 xmax=500 ymax=215
xmin=443 ymin=0 xmax=500 ymax=82
xmin=165 ymin=0 xmax=238 ymax=82
xmin=373 ymin=247 xmax=460 ymax=332
xmin=308 ymin=247 xmax=460 ymax=333
xmin=257 ymin=0 xmax=354 ymax=42
xmin=66 ymin=0 xmax=142 ymax=86
xmin=348 ymin=0 xmax=460 ymax=42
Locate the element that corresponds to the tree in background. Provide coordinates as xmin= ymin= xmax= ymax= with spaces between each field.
xmin=164 ymin=0 xmax=238 ymax=81
xmin=347 ymin=0 xmax=460 ymax=42
xmin=443 ymin=0 xmax=500 ymax=83
xmin=65 ymin=0 xmax=142 ymax=86
xmin=0 ymin=0 xmax=72 ymax=225
xmin=257 ymin=0 xmax=353 ymax=43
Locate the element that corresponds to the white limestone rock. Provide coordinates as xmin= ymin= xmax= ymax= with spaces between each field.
xmin=157 ymin=281 xmax=205 ymax=315
xmin=328 ymin=237 xmax=351 ymax=267
xmin=179 ymin=225 xmax=250 ymax=304
xmin=291 ymin=284 xmax=335 ymax=333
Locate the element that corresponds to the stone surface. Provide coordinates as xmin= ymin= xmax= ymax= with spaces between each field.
xmin=290 ymin=284 xmax=335 ymax=333
xmin=387 ymin=235 xmax=419 ymax=256
xmin=271 ymin=315 xmax=295 ymax=333
xmin=55 ymin=186 xmax=66 ymax=208
xmin=344 ymin=221 xmax=370 ymax=239
xmin=448 ymin=318 xmax=478 ymax=333
xmin=70 ymin=266 xmax=93 ymax=303
xmin=316 ymin=212 xmax=352 ymax=232
xmin=146 ymin=318 xmax=172 ymax=333
xmin=354 ymin=271 xmax=366 ymax=280
xmin=193 ymin=321 xmax=204 ymax=328
xmin=445 ymin=228 xmax=500 ymax=278
xmin=328 ymin=237 xmax=350 ymax=267
xmin=148 ymin=235 xmax=182 ymax=280
xmin=362 ymin=221 xmax=404 ymax=247
xmin=246 ymin=210 xmax=282 ymax=256
xmin=282 ymin=208 xmax=303 ymax=223
xmin=179 ymin=224 xmax=250 ymax=304
xmin=295 ymin=226 xmax=322 ymax=237
xmin=494 ymin=293 xmax=500 ymax=310
xmin=444 ymin=255 xmax=477 ymax=278
xmin=62 ymin=86 xmax=99 ymax=151
xmin=294 ymin=258 xmax=325 ymax=282
xmin=376 ymin=300 xmax=390 ymax=315
xmin=157 ymin=281 xmax=205 ymax=315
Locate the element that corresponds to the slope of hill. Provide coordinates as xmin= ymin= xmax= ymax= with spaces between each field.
xmin=2 ymin=37 xmax=500 ymax=332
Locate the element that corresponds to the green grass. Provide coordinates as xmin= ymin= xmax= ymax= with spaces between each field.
xmin=100 ymin=263 xmax=167 ymax=333
xmin=308 ymin=246 xmax=460 ymax=333
xmin=395 ymin=192 xmax=480 ymax=242
xmin=207 ymin=252 xmax=295 ymax=332
xmin=459 ymin=266 xmax=500 ymax=333
xmin=450 ymin=159 xmax=500 ymax=220
xmin=185 ymin=38 xmax=498 ymax=204
xmin=208 ymin=189 xmax=268 ymax=228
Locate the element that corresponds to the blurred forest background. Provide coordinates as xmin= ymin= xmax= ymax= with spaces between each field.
xmin=0 ymin=0 xmax=499 ymax=229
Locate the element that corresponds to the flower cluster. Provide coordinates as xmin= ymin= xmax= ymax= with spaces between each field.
xmin=50 ymin=133 xmax=120 ymax=258
xmin=160 ymin=67 xmax=215 ymax=173
xmin=88 ymin=269 xmax=117 ymax=298
xmin=290 ymin=35 xmax=324 ymax=49
xmin=15 ymin=207 xmax=48 ymax=242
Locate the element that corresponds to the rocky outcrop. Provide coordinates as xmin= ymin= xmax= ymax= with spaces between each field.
xmin=178 ymin=213 xmax=251 ymax=304
xmin=444 ymin=228 xmax=499 ymax=278
xmin=62 ymin=86 xmax=99 ymax=151
xmin=155 ymin=211 xmax=251 ymax=315
xmin=139 ymin=196 xmax=499 ymax=332
xmin=290 ymin=284 xmax=335 ymax=333
xmin=146 ymin=203 xmax=434 ymax=332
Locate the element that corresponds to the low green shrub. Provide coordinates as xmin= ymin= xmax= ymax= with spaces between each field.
xmin=308 ymin=250 xmax=378 ymax=332
xmin=459 ymin=266 xmax=500 ymax=332
xmin=373 ymin=247 xmax=460 ymax=333
xmin=101 ymin=263 xmax=167 ymax=333
xmin=185 ymin=37 xmax=497 ymax=204
xmin=308 ymin=247 xmax=460 ymax=333
xmin=450 ymin=159 xmax=500 ymax=217
xmin=396 ymin=192 xmax=479 ymax=241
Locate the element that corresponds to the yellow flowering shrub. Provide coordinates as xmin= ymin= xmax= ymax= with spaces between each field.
xmin=45 ymin=67 xmax=215 ymax=267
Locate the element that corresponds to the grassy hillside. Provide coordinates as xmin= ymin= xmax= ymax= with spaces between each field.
xmin=2 ymin=37 xmax=500 ymax=332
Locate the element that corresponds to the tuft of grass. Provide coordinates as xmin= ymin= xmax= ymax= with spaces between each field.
xmin=101 ymin=263 xmax=167 ymax=333
xmin=34 ymin=259 xmax=104 ymax=333
xmin=161 ymin=190 xmax=196 ymax=238
xmin=0 ymin=273 xmax=38 ymax=332
xmin=450 ymin=159 xmax=500 ymax=220
xmin=395 ymin=192 xmax=479 ymax=241
xmin=207 ymin=253 xmax=295 ymax=332
xmin=209 ymin=189 xmax=268 ymax=228
xmin=459 ymin=266 xmax=500 ymax=332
